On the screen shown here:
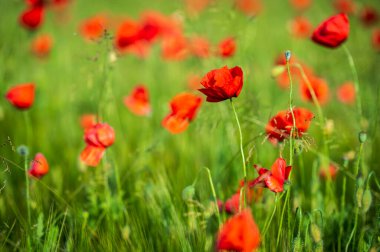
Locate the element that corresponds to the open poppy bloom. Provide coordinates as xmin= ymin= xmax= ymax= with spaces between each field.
xmin=80 ymin=123 xmax=115 ymax=167
xmin=359 ymin=7 xmax=378 ymax=27
xmin=162 ymin=93 xmax=202 ymax=134
xmin=80 ymin=114 xmax=97 ymax=130
xmin=218 ymin=37 xmax=236 ymax=58
xmin=217 ymin=209 xmax=260 ymax=252
xmin=161 ymin=34 xmax=189 ymax=60
xmin=333 ymin=0 xmax=356 ymax=14
xmin=80 ymin=15 xmax=107 ymax=41
xmin=115 ymin=19 xmax=141 ymax=50
xmin=123 ymin=85 xmax=151 ymax=116
xmin=289 ymin=16 xmax=312 ymax=39
xmin=189 ymin=36 xmax=210 ymax=58
xmin=250 ymin=158 xmax=292 ymax=193
xmin=199 ymin=66 xmax=243 ymax=102
xmin=337 ymin=82 xmax=355 ymax=104
xmin=266 ymin=107 xmax=314 ymax=143
xmin=31 ymin=34 xmax=53 ymax=57
xmin=5 ymin=83 xmax=35 ymax=110
xmin=300 ymin=76 xmax=329 ymax=105
xmin=19 ymin=6 xmax=44 ymax=30
xmin=224 ymin=192 xmax=241 ymax=214
xmin=289 ymin=0 xmax=311 ymax=11
xmin=372 ymin=29 xmax=380 ymax=51
xmin=29 ymin=153 xmax=49 ymax=178
xmin=234 ymin=0 xmax=262 ymax=16
xmin=311 ymin=13 xmax=349 ymax=48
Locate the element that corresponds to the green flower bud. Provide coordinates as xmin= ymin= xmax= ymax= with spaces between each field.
xmin=358 ymin=131 xmax=367 ymax=143
xmin=362 ymin=189 xmax=372 ymax=213
xmin=182 ymin=185 xmax=195 ymax=202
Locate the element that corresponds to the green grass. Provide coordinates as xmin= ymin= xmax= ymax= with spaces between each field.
xmin=1 ymin=0 xmax=380 ymax=251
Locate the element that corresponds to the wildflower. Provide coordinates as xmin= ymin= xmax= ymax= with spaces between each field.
xmin=123 ymin=85 xmax=151 ymax=116
xmin=115 ymin=19 xmax=141 ymax=50
xmin=359 ymin=6 xmax=378 ymax=27
xmin=19 ymin=6 xmax=44 ymax=30
xmin=199 ymin=66 xmax=243 ymax=102
xmin=218 ymin=37 xmax=236 ymax=58
xmin=336 ymin=82 xmax=355 ymax=104
xmin=311 ymin=13 xmax=349 ymax=48
xmin=189 ymin=36 xmax=210 ymax=58
xmin=5 ymin=83 xmax=35 ymax=110
xmin=333 ymin=0 xmax=356 ymax=14
xmin=289 ymin=0 xmax=312 ymax=11
xmin=162 ymin=93 xmax=202 ymax=134
xmin=371 ymin=28 xmax=380 ymax=51
xmin=300 ymin=76 xmax=329 ymax=105
xmin=266 ymin=108 xmax=314 ymax=143
xmin=319 ymin=164 xmax=338 ymax=179
xmin=289 ymin=16 xmax=312 ymax=39
xmin=250 ymin=158 xmax=292 ymax=193
xmin=161 ymin=34 xmax=189 ymax=60
xmin=234 ymin=0 xmax=262 ymax=16
xmin=217 ymin=209 xmax=260 ymax=252
xmin=80 ymin=15 xmax=107 ymax=41
xmin=80 ymin=114 xmax=97 ymax=130
xmin=31 ymin=34 xmax=53 ymax=57
xmin=29 ymin=153 xmax=49 ymax=178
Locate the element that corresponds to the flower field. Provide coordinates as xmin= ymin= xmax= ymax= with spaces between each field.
xmin=1 ymin=0 xmax=380 ymax=251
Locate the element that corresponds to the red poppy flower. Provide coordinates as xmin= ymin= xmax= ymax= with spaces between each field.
xmin=19 ymin=7 xmax=44 ymax=30
xmin=115 ymin=19 xmax=141 ymax=50
xmin=189 ymin=36 xmax=210 ymax=58
xmin=25 ymin=0 xmax=45 ymax=7
xmin=337 ymin=82 xmax=355 ymax=104
xmin=300 ymin=76 xmax=329 ymax=105
xmin=217 ymin=209 xmax=260 ymax=252
xmin=311 ymin=13 xmax=349 ymax=48
xmin=218 ymin=37 xmax=236 ymax=58
xmin=187 ymin=74 xmax=202 ymax=90
xmin=5 ymin=83 xmax=35 ymax=110
xmin=84 ymin=123 xmax=115 ymax=148
xmin=138 ymin=11 xmax=165 ymax=43
xmin=162 ymin=93 xmax=202 ymax=134
xmin=123 ymin=85 xmax=151 ymax=116
xmin=251 ymin=158 xmax=292 ymax=193
xmin=199 ymin=66 xmax=243 ymax=102
xmin=372 ymin=29 xmax=380 ymax=51
xmin=29 ymin=153 xmax=49 ymax=178
xmin=235 ymin=0 xmax=262 ymax=16
xmin=31 ymin=34 xmax=53 ymax=58
xmin=224 ymin=192 xmax=241 ymax=214
xmin=320 ymin=164 xmax=338 ymax=180
xmin=79 ymin=15 xmax=107 ymax=41
xmin=161 ymin=34 xmax=189 ymax=60
xmin=80 ymin=114 xmax=97 ymax=130
xmin=185 ymin=0 xmax=211 ymax=15
xmin=266 ymin=108 xmax=314 ymax=142
xmin=80 ymin=145 xmax=106 ymax=167
xmin=359 ymin=7 xmax=379 ymax=26
xmin=289 ymin=0 xmax=311 ymax=11
xmin=333 ymin=0 xmax=356 ymax=14
xmin=289 ymin=16 xmax=312 ymax=39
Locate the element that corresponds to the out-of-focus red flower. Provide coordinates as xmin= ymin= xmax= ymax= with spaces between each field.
xmin=289 ymin=0 xmax=311 ymax=11
xmin=161 ymin=34 xmax=189 ymax=60
xmin=162 ymin=93 xmax=202 ymax=134
xmin=311 ymin=13 xmax=349 ymax=48
xmin=189 ymin=36 xmax=210 ymax=58
xmin=266 ymin=108 xmax=314 ymax=142
xmin=289 ymin=16 xmax=312 ymax=39
xmin=359 ymin=7 xmax=379 ymax=27
xmin=187 ymin=74 xmax=202 ymax=90
xmin=115 ymin=19 xmax=141 ymax=50
xmin=84 ymin=123 xmax=115 ymax=148
xmin=138 ymin=11 xmax=164 ymax=43
xmin=52 ymin=0 xmax=70 ymax=7
xmin=273 ymin=54 xmax=310 ymax=89
xmin=218 ymin=37 xmax=236 ymax=58
xmin=235 ymin=0 xmax=262 ymax=16
xmin=224 ymin=193 xmax=240 ymax=214
xmin=300 ymin=76 xmax=329 ymax=105
xmin=333 ymin=0 xmax=356 ymax=14
xmin=29 ymin=153 xmax=49 ymax=178
xmin=80 ymin=123 xmax=114 ymax=167
xmin=199 ymin=66 xmax=243 ymax=102
xmin=372 ymin=28 xmax=380 ymax=51
xmin=25 ymin=0 xmax=45 ymax=7
xmin=5 ymin=83 xmax=35 ymax=110
xmin=185 ymin=0 xmax=212 ymax=15
xmin=80 ymin=114 xmax=97 ymax=130
xmin=123 ymin=85 xmax=151 ymax=116
xmin=20 ymin=7 xmax=44 ymax=30
xmin=320 ymin=164 xmax=338 ymax=179
xmin=31 ymin=34 xmax=53 ymax=57
xmin=217 ymin=209 xmax=260 ymax=252
xmin=251 ymin=158 xmax=292 ymax=193
xmin=337 ymin=82 xmax=355 ymax=104
xmin=79 ymin=15 xmax=107 ymax=41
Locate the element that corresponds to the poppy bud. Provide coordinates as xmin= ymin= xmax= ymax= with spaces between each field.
xmin=182 ymin=185 xmax=195 ymax=201
xmin=285 ymin=50 xmax=291 ymax=62
xmin=356 ymin=186 xmax=364 ymax=208
xmin=362 ymin=189 xmax=372 ymax=213
xmin=17 ymin=145 xmax=29 ymax=157
xmin=359 ymin=131 xmax=367 ymax=143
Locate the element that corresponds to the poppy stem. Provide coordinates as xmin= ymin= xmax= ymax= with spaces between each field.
xmin=285 ymin=53 xmax=296 ymax=168
xmin=343 ymin=45 xmax=363 ymax=126
xmin=24 ymin=154 xmax=32 ymax=250
xmin=203 ymin=167 xmax=221 ymax=227
xmin=230 ymin=98 xmax=247 ymax=209
xmin=262 ymin=194 xmax=278 ymax=237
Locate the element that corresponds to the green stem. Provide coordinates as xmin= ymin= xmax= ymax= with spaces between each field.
xmin=354 ymin=143 xmax=364 ymax=177
xmin=345 ymin=207 xmax=359 ymax=252
xmin=286 ymin=56 xmax=296 ymax=168
xmin=343 ymin=45 xmax=362 ymax=124
xmin=276 ymin=189 xmax=290 ymax=247
xmin=230 ymin=99 xmax=247 ymax=209
xmin=24 ymin=156 xmax=31 ymax=251
xmin=203 ymin=167 xmax=221 ymax=227
xmin=262 ymin=194 xmax=278 ymax=237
